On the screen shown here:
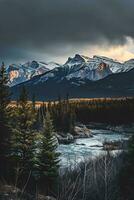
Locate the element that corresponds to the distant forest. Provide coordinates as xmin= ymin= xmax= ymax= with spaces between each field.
xmin=37 ymin=97 xmax=134 ymax=134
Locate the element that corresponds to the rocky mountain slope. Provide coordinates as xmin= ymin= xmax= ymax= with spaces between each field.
xmin=8 ymin=54 xmax=134 ymax=100
xmin=7 ymin=60 xmax=60 ymax=86
xmin=7 ymin=54 xmax=134 ymax=86
xmin=11 ymin=68 xmax=134 ymax=100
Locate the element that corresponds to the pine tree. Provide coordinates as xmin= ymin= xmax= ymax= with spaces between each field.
xmin=0 ymin=62 xmax=11 ymax=179
xmin=38 ymin=111 xmax=60 ymax=195
xmin=11 ymin=86 xmax=37 ymax=178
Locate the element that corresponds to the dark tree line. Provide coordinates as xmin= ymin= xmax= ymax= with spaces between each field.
xmin=75 ymin=98 xmax=134 ymax=124
xmin=37 ymin=96 xmax=76 ymax=134
xmin=37 ymin=97 xmax=134 ymax=135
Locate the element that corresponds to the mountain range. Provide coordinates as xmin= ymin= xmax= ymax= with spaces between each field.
xmin=7 ymin=54 xmax=134 ymax=100
xmin=7 ymin=60 xmax=60 ymax=86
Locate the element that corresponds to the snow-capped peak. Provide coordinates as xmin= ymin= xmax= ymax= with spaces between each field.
xmin=7 ymin=60 xmax=51 ymax=86
xmin=65 ymin=54 xmax=89 ymax=66
xmin=7 ymin=55 xmax=134 ymax=87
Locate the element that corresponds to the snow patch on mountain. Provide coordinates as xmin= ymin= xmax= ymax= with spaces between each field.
xmin=7 ymin=61 xmax=60 ymax=86
xmin=7 ymin=54 xmax=134 ymax=87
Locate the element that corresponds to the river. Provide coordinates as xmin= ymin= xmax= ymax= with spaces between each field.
xmin=57 ymin=129 xmax=129 ymax=169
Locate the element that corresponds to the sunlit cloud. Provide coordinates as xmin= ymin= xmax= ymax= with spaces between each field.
xmin=49 ymin=37 xmax=134 ymax=64
xmin=81 ymin=37 xmax=134 ymax=62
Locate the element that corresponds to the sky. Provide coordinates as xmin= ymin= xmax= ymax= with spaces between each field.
xmin=1 ymin=0 xmax=134 ymax=65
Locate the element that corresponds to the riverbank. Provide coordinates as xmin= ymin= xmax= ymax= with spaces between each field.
xmin=86 ymin=122 xmax=134 ymax=133
xmin=55 ymin=123 xmax=133 ymax=145
xmin=55 ymin=124 xmax=93 ymax=144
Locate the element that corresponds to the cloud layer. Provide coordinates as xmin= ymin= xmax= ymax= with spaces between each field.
xmin=0 ymin=0 xmax=134 ymax=63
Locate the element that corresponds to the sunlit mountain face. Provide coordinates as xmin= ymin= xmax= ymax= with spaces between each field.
xmin=7 ymin=61 xmax=60 ymax=86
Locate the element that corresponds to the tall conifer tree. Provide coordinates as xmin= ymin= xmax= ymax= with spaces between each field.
xmin=0 ymin=62 xmax=11 ymax=179
xmin=38 ymin=111 xmax=60 ymax=195
xmin=11 ymin=87 xmax=37 ymax=178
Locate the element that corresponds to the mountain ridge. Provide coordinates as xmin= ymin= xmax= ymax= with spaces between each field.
xmin=11 ymin=67 xmax=134 ymax=101
xmin=6 ymin=54 xmax=134 ymax=100
xmin=6 ymin=54 xmax=134 ymax=87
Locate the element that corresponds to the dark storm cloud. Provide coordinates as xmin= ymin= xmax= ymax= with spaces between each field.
xmin=0 ymin=0 xmax=134 ymax=62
